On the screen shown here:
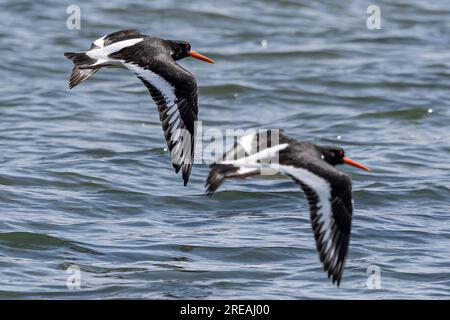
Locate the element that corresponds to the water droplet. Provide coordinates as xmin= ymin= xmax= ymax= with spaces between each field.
xmin=337 ymin=135 xmax=342 ymax=139
xmin=163 ymin=148 xmax=168 ymax=152
xmin=428 ymin=108 xmax=433 ymax=113
xmin=233 ymin=93 xmax=239 ymax=99
xmin=261 ymin=39 xmax=268 ymax=48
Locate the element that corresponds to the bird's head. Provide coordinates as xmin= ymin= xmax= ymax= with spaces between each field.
xmin=168 ymin=40 xmax=215 ymax=64
xmin=320 ymin=146 xmax=370 ymax=171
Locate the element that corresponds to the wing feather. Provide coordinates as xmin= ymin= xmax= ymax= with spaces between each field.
xmin=122 ymin=60 xmax=198 ymax=186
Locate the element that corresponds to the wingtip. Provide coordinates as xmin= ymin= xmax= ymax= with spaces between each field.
xmin=333 ymin=276 xmax=342 ymax=287
xmin=325 ymin=264 xmax=343 ymax=287
xmin=204 ymin=183 xmax=216 ymax=198
xmin=182 ymin=164 xmax=192 ymax=187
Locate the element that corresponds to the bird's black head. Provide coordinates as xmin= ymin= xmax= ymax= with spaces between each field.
xmin=320 ymin=146 xmax=346 ymax=166
xmin=168 ymin=40 xmax=191 ymax=60
xmin=319 ymin=146 xmax=370 ymax=171
xmin=167 ymin=40 xmax=215 ymax=63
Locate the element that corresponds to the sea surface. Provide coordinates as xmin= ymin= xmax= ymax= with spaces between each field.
xmin=0 ymin=0 xmax=449 ymax=299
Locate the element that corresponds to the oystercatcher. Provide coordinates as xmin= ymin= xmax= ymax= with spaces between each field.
xmin=64 ymin=29 xmax=214 ymax=185
xmin=205 ymin=129 xmax=369 ymax=286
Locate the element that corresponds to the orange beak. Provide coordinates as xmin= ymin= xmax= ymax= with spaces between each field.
xmin=189 ymin=50 xmax=215 ymax=64
xmin=343 ymin=157 xmax=370 ymax=171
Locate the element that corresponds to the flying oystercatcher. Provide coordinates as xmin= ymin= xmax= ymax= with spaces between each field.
xmin=64 ymin=29 xmax=214 ymax=185
xmin=205 ymin=129 xmax=370 ymax=286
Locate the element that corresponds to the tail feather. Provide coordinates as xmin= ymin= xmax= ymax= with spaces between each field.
xmin=206 ymin=163 xmax=262 ymax=196
xmin=68 ymin=66 xmax=99 ymax=89
xmin=64 ymin=52 xmax=99 ymax=89
xmin=64 ymin=52 xmax=96 ymax=65
xmin=205 ymin=164 xmax=236 ymax=196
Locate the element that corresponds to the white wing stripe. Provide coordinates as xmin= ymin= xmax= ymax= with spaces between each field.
xmin=93 ymin=35 xmax=106 ymax=48
xmin=278 ymin=165 xmax=332 ymax=220
xmin=169 ymin=112 xmax=179 ymax=124
xmin=123 ymin=62 xmax=184 ymax=142
xmin=171 ymin=128 xmax=182 ymax=143
xmin=278 ymin=165 xmax=335 ymax=254
xmin=221 ymin=143 xmax=289 ymax=166
xmin=167 ymin=104 xmax=178 ymax=115
xmin=87 ymin=38 xmax=144 ymax=61
xmin=122 ymin=62 xmax=190 ymax=169
xmin=172 ymin=140 xmax=183 ymax=155
xmin=172 ymin=118 xmax=181 ymax=130
xmin=123 ymin=62 xmax=177 ymax=104
xmin=239 ymin=133 xmax=256 ymax=154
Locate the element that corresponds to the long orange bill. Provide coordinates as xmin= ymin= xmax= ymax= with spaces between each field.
xmin=343 ymin=157 xmax=370 ymax=171
xmin=190 ymin=50 xmax=215 ymax=64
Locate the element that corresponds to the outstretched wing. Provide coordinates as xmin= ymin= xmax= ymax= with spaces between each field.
xmin=110 ymin=43 xmax=198 ymax=186
xmin=279 ymin=161 xmax=353 ymax=286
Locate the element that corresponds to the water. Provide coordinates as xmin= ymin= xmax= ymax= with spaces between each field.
xmin=0 ymin=0 xmax=449 ymax=299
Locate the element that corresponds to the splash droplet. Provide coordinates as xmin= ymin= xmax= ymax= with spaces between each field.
xmin=261 ymin=40 xmax=268 ymax=48
xmin=428 ymin=108 xmax=433 ymax=113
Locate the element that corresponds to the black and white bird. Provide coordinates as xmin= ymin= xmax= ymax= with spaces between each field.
xmin=64 ymin=29 xmax=214 ymax=185
xmin=205 ymin=129 xmax=370 ymax=286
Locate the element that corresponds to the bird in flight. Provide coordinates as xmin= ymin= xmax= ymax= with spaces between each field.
xmin=205 ymin=129 xmax=370 ymax=286
xmin=64 ymin=29 xmax=214 ymax=185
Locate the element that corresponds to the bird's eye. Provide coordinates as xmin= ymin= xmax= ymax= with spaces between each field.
xmin=339 ymin=150 xmax=344 ymax=157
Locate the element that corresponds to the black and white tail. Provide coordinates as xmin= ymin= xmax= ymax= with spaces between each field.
xmin=206 ymin=164 xmax=241 ymax=196
xmin=64 ymin=52 xmax=99 ymax=89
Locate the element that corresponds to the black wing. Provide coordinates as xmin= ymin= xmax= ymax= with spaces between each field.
xmin=285 ymin=160 xmax=353 ymax=286
xmin=111 ymin=43 xmax=198 ymax=186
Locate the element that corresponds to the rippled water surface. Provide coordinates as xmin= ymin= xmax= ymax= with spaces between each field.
xmin=0 ymin=0 xmax=449 ymax=299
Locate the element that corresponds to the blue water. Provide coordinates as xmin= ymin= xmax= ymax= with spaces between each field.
xmin=0 ymin=0 xmax=449 ymax=299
